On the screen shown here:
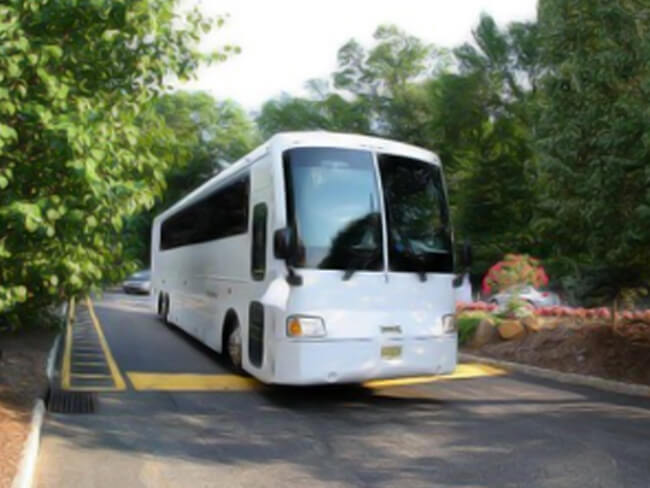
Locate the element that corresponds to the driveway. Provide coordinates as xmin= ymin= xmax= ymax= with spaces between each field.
xmin=36 ymin=292 xmax=650 ymax=487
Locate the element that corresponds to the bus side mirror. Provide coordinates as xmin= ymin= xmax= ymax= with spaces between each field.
xmin=462 ymin=240 xmax=473 ymax=269
xmin=274 ymin=227 xmax=303 ymax=286
xmin=274 ymin=227 xmax=292 ymax=260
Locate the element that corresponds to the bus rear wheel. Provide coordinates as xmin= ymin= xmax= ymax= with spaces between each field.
xmin=159 ymin=293 xmax=170 ymax=324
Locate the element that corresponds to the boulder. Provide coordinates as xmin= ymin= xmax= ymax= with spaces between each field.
xmin=469 ymin=319 xmax=499 ymax=348
xmin=540 ymin=317 xmax=561 ymax=330
xmin=498 ymin=319 xmax=526 ymax=340
xmin=522 ymin=316 xmax=543 ymax=332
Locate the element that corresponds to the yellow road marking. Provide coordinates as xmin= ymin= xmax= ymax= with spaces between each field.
xmin=61 ymin=297 xmax=76 ymax=390
xmin=128 ymin=363 xmax=504 ymax=392
xmin=62 ymin=297 xmax=127 ymax=391
xmin=127 ymin=373 xmax=261 ymax=391
xmin=363 ymin=363 xmax=506 ymax=389
xmin=70 ymin=373 xmax=112 ymax=379
xmin=86 ymin=297 xmax=126 ymax=391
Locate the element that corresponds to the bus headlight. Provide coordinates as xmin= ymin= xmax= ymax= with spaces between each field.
xmin=441 ymin=314 xmax=457 ymax=334
xmin=287 ymin=316 xmax=326 ymax=338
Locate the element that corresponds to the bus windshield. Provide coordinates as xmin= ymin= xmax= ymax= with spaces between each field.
xmin=284 ymin=147 xmax=383 ymax=271
xmin=378 ymin=154 xmax=453 ymax=273
xmin=284 ymin=147 xmax=453 ymax=273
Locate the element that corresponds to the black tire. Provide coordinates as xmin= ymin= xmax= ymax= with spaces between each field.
xmin=224 ymin=320 xmax=242 ymax=370
xmin=159 ymin=293 xmax=170 ymax=324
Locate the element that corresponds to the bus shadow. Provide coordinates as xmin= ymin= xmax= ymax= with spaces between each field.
xmin=160 ymin=319 xmax=237 ymax=372
xmin=259 ymin=383 xmax=448 ymax=412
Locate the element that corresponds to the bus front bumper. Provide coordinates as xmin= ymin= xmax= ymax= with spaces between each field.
xmin=271 ymin=335 xmax=457 ymax=386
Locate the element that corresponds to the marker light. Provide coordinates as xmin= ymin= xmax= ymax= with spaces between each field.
xmin=441 ymin=314 xmax=457 ymax=334
xmin=286 ymin=316 xmax=326 ymax=337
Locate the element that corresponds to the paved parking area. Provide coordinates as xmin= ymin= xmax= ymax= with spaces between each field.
xmin=36 ymin=293 xmax=650 ymax=488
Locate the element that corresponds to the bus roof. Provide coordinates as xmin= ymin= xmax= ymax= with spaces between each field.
xmin=154 ymin=131 xmax=439 ymax=223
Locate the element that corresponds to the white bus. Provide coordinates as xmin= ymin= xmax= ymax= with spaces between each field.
xmin=151 ymin=132 xmax=460 ymax=385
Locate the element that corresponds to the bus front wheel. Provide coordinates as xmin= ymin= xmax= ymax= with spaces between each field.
xmin=226 ymin=322 xmax=242 ymax=370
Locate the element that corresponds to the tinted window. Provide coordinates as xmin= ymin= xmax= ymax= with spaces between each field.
xmin=251 ymin=203 xmax=267 ymax=281
xmin=378 ymin=154 xmax=453 ymax=273
xmin=160 ymin=174 xmax=250 ymax=250
xmin=284 ymin=148 xmax=383 ymax=270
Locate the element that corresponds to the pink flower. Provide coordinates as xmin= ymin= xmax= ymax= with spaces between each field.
xmin=481 ymin=255 xmax=549 ymax=294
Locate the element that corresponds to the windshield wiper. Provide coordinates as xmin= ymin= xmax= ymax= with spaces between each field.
xmin=342 ymin=248 xmax=382 ymax=281
xmin=401 ymin=238 xmax=428 ymax=282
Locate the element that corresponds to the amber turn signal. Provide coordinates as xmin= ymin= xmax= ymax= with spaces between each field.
xmin=287 ymin=318 xmax=302 ymax=337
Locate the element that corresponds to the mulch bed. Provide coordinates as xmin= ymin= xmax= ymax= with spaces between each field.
xmin=470 ymin=324 xmax=650 ymax=387
xmin=0 ymin=329 xmax=56 ymax=488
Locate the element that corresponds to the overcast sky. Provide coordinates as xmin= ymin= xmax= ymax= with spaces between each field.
xmin=180 ymin=0 xmax=538 ymax=110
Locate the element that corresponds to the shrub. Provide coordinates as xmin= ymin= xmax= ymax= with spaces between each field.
xmin=496 ymin=296 xmax=534 ymax=320
xmin=482 ymin=254 xmax=549 ymax=295
xmin=457 ymin=315 xmax=484 ymax=345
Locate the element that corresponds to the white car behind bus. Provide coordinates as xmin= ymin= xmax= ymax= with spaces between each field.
xmin=151 ymin=132 xmax=460 ymax=385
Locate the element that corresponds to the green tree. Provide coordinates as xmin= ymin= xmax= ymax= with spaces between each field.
xmin=126 ymin=91 xmax=260 ymax=264
xmin=535 ymin=0 xmax=650 ymax=303
xmin=257 ymin=25 xmax=449 ymax=147
xmin=434 ymin=16 xmax=542 ymax=273
xmin=256 ymin=81 xmax=370 ymax=139
xmin=333 ymin=24 xmax=450 ymax=147
xmin=0 ymin=0 xmax=229 ymax=327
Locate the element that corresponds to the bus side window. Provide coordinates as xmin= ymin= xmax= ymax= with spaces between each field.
xmin=251 ymin=203 xmax=268 ymax=281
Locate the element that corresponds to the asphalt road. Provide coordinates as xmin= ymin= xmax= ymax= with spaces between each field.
xmin=36 ymin=293 xmax=650 ymax=488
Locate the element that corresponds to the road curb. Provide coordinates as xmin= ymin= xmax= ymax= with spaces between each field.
xmin=460 ymin=352 xmax=650 ymax=398
xmin=10 ymin=301 xmax=68 ymax=488
xmin=10 ymin=399 xmax=45 ymax=488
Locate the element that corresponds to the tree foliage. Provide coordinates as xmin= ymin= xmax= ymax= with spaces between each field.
xmin=256 ymin=87 xmax=370 ymax=139
xmin=435 ymin=16 xmax=541 ymax=271
xmin=333 ymin=25 xmax=449 ymax=147
xmin=0 ymin=0 xmax=227 ymax=327
xmin=536 ymin=0 xmax=650 ymax=301
xmin=126 ymin=91 xmax=260 ymax=264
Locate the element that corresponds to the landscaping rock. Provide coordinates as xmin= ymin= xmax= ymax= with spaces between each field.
xmin=540 ymin=318 xmax=562 ymax=330
xmin=469 ymin=320 xmax=499 ymax=348
xmin=522 ymin=316 xmax=543 ymax=332
xmin=498 ymin=319 xmax=526 ymax=340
